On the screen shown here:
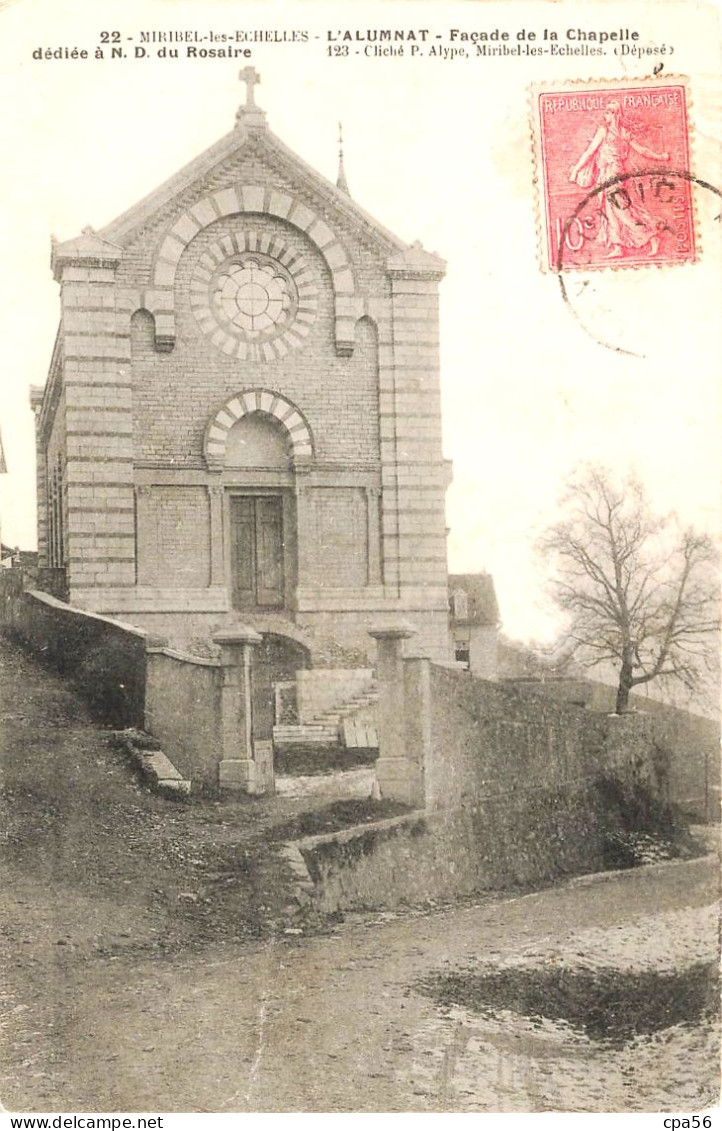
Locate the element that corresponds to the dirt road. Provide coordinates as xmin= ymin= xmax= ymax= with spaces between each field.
xmin=1 ymin=636 xmax=718 ymax=1112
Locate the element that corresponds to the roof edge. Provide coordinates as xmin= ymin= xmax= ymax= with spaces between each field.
xmin=97 ymin=120 xmax=409 ymax=256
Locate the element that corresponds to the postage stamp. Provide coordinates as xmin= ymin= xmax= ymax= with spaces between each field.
xmin=532 ymin=77 xmax=696 ymax=272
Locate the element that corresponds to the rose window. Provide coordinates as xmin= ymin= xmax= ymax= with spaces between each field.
xmin=212 ymin=255 xmax=298 ymax=339
xmin=190 ymin=234 xmax=319 ymax=361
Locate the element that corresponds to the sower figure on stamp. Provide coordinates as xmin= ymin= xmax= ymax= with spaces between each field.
xmin=569 ymin=100 xmax=670 ymax=258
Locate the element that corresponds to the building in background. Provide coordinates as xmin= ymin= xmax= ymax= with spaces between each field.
xmin=449 ymin=572 xmax=500 ymax=680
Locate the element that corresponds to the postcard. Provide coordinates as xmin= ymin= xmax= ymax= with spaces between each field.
xmin=0 ymin=0 xmax=719 ymax=1118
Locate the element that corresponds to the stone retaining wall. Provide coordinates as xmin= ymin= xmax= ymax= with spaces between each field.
xmin=293 ymin=792 xmax=608 ymax=915
xmin=0 ymin=574 xmax=226 ymax=788
xmin=145 ymin=647 xmax=223 ymax=788
xmin=1 ymin=579 xmax=147 ymax=729
xmin=294 ymin=634 xmax=681 ymax=917
xmin=505 ymin=677 xmax=719 ymax=820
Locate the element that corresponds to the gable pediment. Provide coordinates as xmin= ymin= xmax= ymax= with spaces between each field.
xmin=70 ymin=102 xmax=446 ymax=358
xmin=98 ymin=114 xmax=418 ymax=358
xmin=98 ymin=117 xmax=407 ymax=262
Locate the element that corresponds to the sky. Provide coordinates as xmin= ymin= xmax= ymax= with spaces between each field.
xmin=0 ymin=0 xmax=719 ymax=641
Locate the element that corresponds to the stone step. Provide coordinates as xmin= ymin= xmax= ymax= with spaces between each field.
xmin=275 ymin=683 xmax=379 ymax=749
xmin=309 ymin=689 xmax=379 ymax=727
xmin=273 ymin=724 xmax=339 ymax=747
xmin=274 ymin=724 xmax=339 ymax=736
xmin=111 ymin=729 xmax=192 ymax=795
xmin=315 ymin=692 xmax=378 ymax=716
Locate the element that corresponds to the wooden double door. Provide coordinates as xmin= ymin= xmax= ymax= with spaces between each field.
xmin=230 ymin=494 xmax=286 ymax=610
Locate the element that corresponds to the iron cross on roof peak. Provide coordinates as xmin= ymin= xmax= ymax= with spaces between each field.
xmin=239 ymin=66 xmax=261 ymax=107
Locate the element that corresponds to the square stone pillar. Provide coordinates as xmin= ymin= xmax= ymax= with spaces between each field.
xmin=403 ymin=654 xmax=434 ymax=808
xmin=50 ymin=231 xmax=136 ymax=605
xmin=383 ymin=243 xmax=449 ymax=620
xmin=370 ymin=624 xmax=426 ymax=807
xmin=213 ymin=626 xmax=272 ymax=794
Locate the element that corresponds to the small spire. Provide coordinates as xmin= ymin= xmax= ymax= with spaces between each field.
xmin=336 ymin=121 xmax=350 ymax=195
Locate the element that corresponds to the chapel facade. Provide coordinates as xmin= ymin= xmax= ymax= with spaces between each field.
xmin=31 ymin=74 xmax=452 ymax=666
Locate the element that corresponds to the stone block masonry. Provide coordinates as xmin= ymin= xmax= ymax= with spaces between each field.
xmin=33 ymin=96 xmax=453 ymax=664
xmin=130 ymin=213 xmax=380 ymax=469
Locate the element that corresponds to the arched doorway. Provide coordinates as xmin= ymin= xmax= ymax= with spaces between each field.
xmin=204 ymin=390 xmax=314 ymax=615
xmin=223 ymin=410 xmax=296 ymax=613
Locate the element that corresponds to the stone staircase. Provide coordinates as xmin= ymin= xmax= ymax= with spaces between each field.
xmin=273 ymin=682 xmax=379 ymax=749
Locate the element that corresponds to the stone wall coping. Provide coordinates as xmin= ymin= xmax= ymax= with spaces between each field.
xmin=429 ymin=661 xmax=612 ymax=725
xmin=369 ymin=622 xmax=417 ymax=641
xmin=147 ymin=645 xmax=220 ymax=669
xmin=292 ymin=809 xmax=426 ymax=854
xmin=24 ymin=589 xmax=148 ymax=641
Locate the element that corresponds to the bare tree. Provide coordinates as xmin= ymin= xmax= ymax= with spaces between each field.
xmin=540 ymin=465 xmax=719 ymax=713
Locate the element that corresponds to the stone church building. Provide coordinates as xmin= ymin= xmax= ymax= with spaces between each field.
xmin=32 ymin=72 xmax=453 ymax=684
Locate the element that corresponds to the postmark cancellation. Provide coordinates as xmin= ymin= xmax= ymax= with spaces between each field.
xmin=531 ymin=76 xmax=696 ymax=272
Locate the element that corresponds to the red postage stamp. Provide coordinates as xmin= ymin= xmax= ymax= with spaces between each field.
xmin=532 ymin=78 xmax=695 ymax=272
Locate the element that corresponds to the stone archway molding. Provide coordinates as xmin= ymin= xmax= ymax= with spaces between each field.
xmin=151 ymin=184 xmax=362 ymax=355
xmin=204 ymin=388 xmax=314 ymax=469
